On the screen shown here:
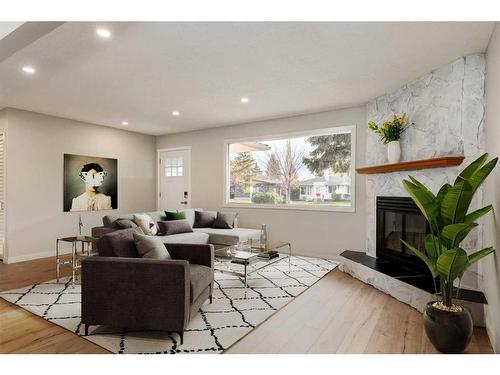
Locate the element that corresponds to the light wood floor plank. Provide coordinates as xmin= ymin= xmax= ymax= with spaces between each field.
xmin=0 ymin=257 xmax=494 ymax=354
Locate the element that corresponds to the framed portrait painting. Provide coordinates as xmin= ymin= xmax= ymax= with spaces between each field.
xmin=63 ymin=154 xmax=118 ymax=212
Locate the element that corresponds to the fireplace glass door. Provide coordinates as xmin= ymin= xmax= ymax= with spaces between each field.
xmin=376 ymin=196 xmax=429 ymax=268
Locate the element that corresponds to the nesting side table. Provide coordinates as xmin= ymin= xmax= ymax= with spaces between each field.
xmin=55 ymin=236 xmax=96 ymax=283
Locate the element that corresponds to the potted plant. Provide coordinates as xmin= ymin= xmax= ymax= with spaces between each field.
xmin=401 ymin=153 xmax=497 ymax=353
xmin=368 ymin=113 xmax=413 ymax=163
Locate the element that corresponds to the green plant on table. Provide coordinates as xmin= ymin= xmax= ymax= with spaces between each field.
xmin=401 ymin=153 xmax=497 ymax=309
xmin=368 ymin=113 xmax=413 ymax=144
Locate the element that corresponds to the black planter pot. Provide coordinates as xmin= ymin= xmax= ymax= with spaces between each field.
xmin=423 ymin=301 xmax=473 ymax=353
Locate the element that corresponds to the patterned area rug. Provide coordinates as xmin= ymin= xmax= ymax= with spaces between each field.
xmin=0 ymin=256 xmax=337 ymax=354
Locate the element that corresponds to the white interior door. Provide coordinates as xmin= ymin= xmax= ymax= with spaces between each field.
xmin=159 ymin=148 xmax=191 ymax=211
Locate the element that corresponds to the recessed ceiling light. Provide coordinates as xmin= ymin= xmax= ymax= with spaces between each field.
xmin=121 ymin=121 xmax=129 ymax=126
xmin=240 ymin=97 xmax=249 ymax=103
xmin=172 ymin=111 xmax=180 ymax=116
xmin=22 ymin=66 xmax=36 ymax=74
xmin=96 ymin=28 xmax=111 ymax=38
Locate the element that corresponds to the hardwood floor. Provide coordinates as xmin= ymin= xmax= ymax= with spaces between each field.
xmin=0 ymin=255 xmax=108 ymax=354
xmin=0 ymin=256 xmax=494 ymax=354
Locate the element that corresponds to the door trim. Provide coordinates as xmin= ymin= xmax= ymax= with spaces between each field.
xmin=157 ymin=146 xmax=192 ymax=211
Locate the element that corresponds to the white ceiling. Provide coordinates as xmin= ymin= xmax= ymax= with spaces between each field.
xmin=0 ymin=22 xmax=495 ymax=135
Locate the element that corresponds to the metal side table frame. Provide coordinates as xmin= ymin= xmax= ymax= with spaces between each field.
xmin=56 ymin=236 xmax=96 ymax=284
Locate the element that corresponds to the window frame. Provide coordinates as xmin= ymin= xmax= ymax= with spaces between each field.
xmin=223 ymin=125 xmax=356 ymax=213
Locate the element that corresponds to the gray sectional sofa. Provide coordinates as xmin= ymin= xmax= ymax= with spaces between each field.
xmin=91 ymin=208 xmax=261 ymax=247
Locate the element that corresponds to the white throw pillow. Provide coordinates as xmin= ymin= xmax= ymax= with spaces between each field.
xmin=133 ymin=213 xmax=158 ymax=236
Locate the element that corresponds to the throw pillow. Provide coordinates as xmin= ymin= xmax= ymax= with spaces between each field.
xmin=157 ymin=219 xmax=193 ymax=235
xmin=115 ymin=219 xmax=139 ymax=229
xmin=164 ymin=210 xmax=187 ymax=221
xmin=133 ymin=232 xmax=170 ymax=259
xmin=193 ymin=210 xmax=216 ymax=228
xmin=97 ymin=228 xmax=141 ymax=258
xmin=103 ymin=215 xmax=120 ymax=228
xmin=213 ymin=212 xmax=238 ymax=229
xmin=133 ymin=213 xmax=159 ymax=235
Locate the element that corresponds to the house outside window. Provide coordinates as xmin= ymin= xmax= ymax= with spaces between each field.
xmin=224 ymin=126 xmax=356 ymax=212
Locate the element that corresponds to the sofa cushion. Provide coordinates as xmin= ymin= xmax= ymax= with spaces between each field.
xmin=91 ymin=226 xmax=118 ymax=239
xmin=145 ymin=211 xmax=168 ymax=223
xmin=133 ymin=213 xmax=159 ymax=235
xmin=103 ymin=210 xmax=195 ymax=228
xmin=177 ymin=208 xmax=201 ymax=227
xmin=133 ymin=232 xmax=171 ymax=259
xmin=193 ymin=227 xmax=261 ymax=246
xmin=102 ymin=214 xmax=134 ymax=228
xmin=189 ymin=264 xmax=212 ymax=303
xmin=157 ymin=231 xmax=210 ymax=245
xmin=96 ymin=228 xmax=142 ymax=258
xmin=115 ymin=219 xmax=138 ymax=229
xmin=157 ymin=220 xmax=193 ymax=235
xmin=213 ymin=212 xmax=238 ymax=229
xmin=102 ymin=215 xmax=119 ymax=227
xmin=193 ymin=210 xmax=216 ymax=228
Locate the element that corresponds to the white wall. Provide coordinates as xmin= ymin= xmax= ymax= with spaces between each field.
xmin=157 ymin=106 xmax=366 ymax=259
xmin=2 ymin=108 xmax=156 ymax=263
xmin=484 ymin=23 xmax=500 ymax=353
xmin=0 ymin=110 xmax=6 ymax=130
xmin=0 ymin=110 xmax=6 ymax=258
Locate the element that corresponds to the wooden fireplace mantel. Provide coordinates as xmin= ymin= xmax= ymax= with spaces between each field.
xmin=356 ymin=156 xmax=465 ymax=175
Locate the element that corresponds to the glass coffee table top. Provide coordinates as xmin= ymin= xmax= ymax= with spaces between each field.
xmin=214 ymin=241 xmax=292 ymax=290
xmin=250 ymin=241 xmax=290 ymax=252
xmin=214 ymin=241 xmax=290 ymax=262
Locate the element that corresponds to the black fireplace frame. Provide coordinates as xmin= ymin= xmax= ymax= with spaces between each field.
xmin=376 ymin=196 xmax=431 ymax=274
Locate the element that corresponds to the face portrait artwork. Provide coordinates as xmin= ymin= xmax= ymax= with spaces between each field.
xmin=63 ymin=154 xmax=117 ymax=212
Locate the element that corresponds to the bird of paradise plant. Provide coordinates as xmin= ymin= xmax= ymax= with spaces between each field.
xmin=401 ymin=153 xmax=497 ymax=309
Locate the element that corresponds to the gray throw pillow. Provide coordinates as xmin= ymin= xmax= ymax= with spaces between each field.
xmin=97 ymin=228 xmax=142 ymax=258
xmin=103 ymin=215 xmax=120 ymax=227
xmin=115 ymin=219 xmax=139 ymax=229
xmin=158 ymin=220 xmax=193 ymax=235
xmin=193 ymin=210 xmax=217 ymax=228
xmin=213 ymin=212 xmax=238 ymax=229
xmin=133 ymin=232 xmax=171 ymax=259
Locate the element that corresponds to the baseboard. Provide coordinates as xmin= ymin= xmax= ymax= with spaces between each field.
xmin=3 ymin=248 xmax=72 ymax=264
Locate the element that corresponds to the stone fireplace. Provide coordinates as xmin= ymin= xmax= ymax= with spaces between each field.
xmin=365 ymin=54 xmax=486 ymax=291
xmin=340 ymin=54 xmax=487 ymax=325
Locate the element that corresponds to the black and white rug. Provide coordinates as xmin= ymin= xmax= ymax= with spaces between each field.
xmin=0 ymin=256 xmax=337 ymax=354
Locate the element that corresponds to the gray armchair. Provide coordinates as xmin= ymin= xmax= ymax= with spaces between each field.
xmin=81 ymin=229 xmax=214 ymax=344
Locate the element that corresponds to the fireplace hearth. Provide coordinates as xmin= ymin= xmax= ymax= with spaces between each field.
xmin=339 ymin=198 xmax=487 ymax=325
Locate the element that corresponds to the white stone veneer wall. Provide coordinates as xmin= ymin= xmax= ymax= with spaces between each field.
xmin=365 ymin=54 xmax=486 ymax=290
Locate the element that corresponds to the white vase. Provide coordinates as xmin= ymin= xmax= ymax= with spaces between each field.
xmin=387 ymin=140 xmax=401 ymax=164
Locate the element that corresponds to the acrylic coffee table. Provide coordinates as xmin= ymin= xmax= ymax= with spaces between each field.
xmin=214 ymin=241 xmax=292 ymax=289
